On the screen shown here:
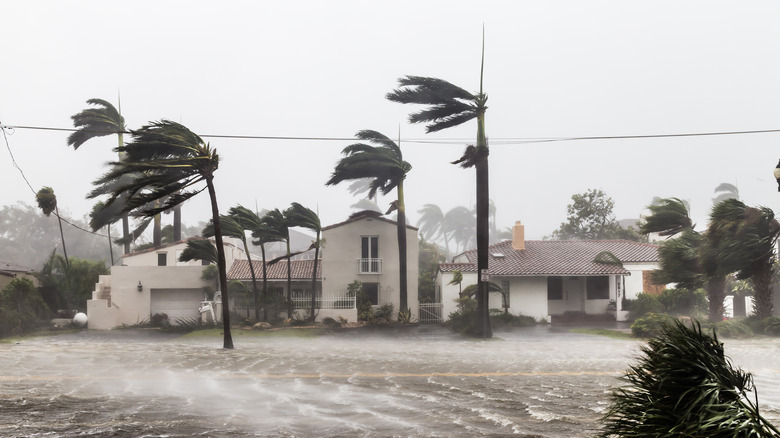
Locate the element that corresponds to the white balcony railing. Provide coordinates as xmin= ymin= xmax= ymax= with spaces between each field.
xmin=357 ymin=258 xmax=382 ymax=274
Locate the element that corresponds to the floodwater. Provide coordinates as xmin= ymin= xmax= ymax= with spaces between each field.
xmin=1 ymin=326 xmax=778 ymax=437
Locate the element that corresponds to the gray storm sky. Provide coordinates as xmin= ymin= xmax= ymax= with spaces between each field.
xmin=2 ymin=1 xmax=780 ymax=241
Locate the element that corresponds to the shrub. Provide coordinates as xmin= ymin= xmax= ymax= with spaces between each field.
xmin=706 ymin=319 xmax=753 ymax=338
xmin=631 ymin=313 xmax=674 ymax=338
xmin=322 ymin=317 xmax=341 ymax=328
xmin=744 ymin=316 xmax=780 ymax=336
xmin=489 ymin=308 xmax=535 ymax=327
xmin=601 ymin=319 xmax=779 ymax=437
xmin=150 ymin=313 xmax=169 ymax=327
xmin=397 ymin=308 xmax=415 ymax=324
xmin=445 ymin=297 xmax=477 ymax=335
xmin=629 ymin=293 xmax=663 ymax=320
xmin=0 ymin=278 xmax=50 ymax=336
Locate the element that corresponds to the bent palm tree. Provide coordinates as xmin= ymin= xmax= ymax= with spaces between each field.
xmin=261 ymin=209 xmax=293 ymax=318
xmin=326 ymin=130 xmax=412 ymax=312
xmin=68 ymin=98 xmax=133 ymax=253
xmin=90 ymin=120 xmax=234 ymax=349
xmin=387 ymin=40 xmax=491 ymax=338
xmin=417 ymin=204 xmax=451 ymax=255
xmin=285 ymin=202 xmax=322 ymax=321
xmin=228 ymin=205 xmax=266 ymax=320
xmin=707 ymin=199 xmax=780 ymax=319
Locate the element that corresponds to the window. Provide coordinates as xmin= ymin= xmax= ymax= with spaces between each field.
xmin=586 ymin=276 xmax=610 ymax=300
xmin=547 ymin=277 xmax=563 ymax=300
xmin=157 ymin=252 xmax=167 ymax=266
xmin=501 ymin=280 xmax=510 ymax=308
xmin=359 ymin=236 xmax=381 ymax=273
xmin=362 ymin=283 xmax=379 ymax=305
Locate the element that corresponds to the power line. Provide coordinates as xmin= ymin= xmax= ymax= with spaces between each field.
xmin=3 ymin=123 xmax=780 ymax=145
xmin=0 ymin=123 xmax=110 ymax=239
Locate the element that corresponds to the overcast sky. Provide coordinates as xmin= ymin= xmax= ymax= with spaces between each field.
xmin=2 ymin=1 xmax=780 ymax=241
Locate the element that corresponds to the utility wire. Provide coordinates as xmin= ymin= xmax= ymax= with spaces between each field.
xmin=3 ymin=123 xmax=780 ymax=145
xmin=0 ymin=123 xmax=109 ymax=238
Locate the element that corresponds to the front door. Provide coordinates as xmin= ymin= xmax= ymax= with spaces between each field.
xmin=564 ymin=278 xmax=585 ymax=312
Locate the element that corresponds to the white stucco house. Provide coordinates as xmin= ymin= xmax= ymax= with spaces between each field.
xmin=86 ymin=238 xmax=247 ymax=329
xmin=436 ymin=221 xmax=661 ymax=323
xmin=228 ymin=210 xmax=419 ymax=323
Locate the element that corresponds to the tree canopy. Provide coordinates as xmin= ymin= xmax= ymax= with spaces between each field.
xmin=549 ymin=189 xmax=644 ymax=241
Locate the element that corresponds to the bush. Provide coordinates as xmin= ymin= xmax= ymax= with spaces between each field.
xmin=445 ymin=297 xmax=477 ymax=335
xmin=601 ymin=318 xmax=779 ymax=437
xmin=150 ymin=313 xmax=169 ymax=327
xmin=629 ymin=294 xmax=663 ymax=320
xmin=322 ymin=317 xmax=341 ymax=328
xmin=743 ymin=316 xmax=780 ymax=336
xmin=397 ymin=308 xmax=415 ymax=324
xmin=629 ymin=289 xmax=708 ymax=320
xmin=631 ymin=313 xmax=674 ymax=338
xmin=489 ymin=308 xmax=536 ymax=327
xmin=0 ymin=278 xmax=51 ymax=337
xmin=706 ymin=319 xmax=753 ymax=338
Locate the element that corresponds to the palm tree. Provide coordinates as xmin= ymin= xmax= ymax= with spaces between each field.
xmin=261 ymin=208 xmax=293 ymax=318
xmin=446 ymin=206 xmax=477 ymax=254
xmin=285 ymin=202 xmax=322 ymax=321
xmin=203 ymin=214 xmax=261 ymax=320
xmin=639 ymin=197 xmax=728 ymax=321
xmin=387 ymin=39 xmax=491 ymax=338
xmin=90 ymin=201 xmax=115 ymax=266
xmin=707 ymin=199 xmax=780 ymax=319
xmin=179 ymin=237 xmax=218 ymax=265
xmin=35 ymin=187 xmax=68 ymax=267
xmin=228 ymin=205 xmax=266 ymax=321
xmin=417 ymin=204 xmax=450 ymax=255
xmin=90 ymin=120 xmax=233 ymax=349
xmin=68 ymin=98 xmax=133 ymax=254
xmin=326 ymin=130 xmax=413 ymax=312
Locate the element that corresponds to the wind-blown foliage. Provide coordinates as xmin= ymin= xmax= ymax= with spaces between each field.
xmin=90 ymin=120 xmax=234 ymax=349
xmin=640 ymin=197 xmax=693 ymax=237
xmin=285 ymin=202 xmax=322 ymax=320
xmin=35 ymin=186 xmax=68 ymax=266
xmin=261 ymin=208 xmax=292 ymax=318
xmin=326 ymin=130 xmax=412 ymax=312
xmin=178 ymin=238 xmax=218 ymax=266
xmin=600 ymin=319 xmax=779 ymax=437
xmin=706 ymin=199 xmax=780 ymax=319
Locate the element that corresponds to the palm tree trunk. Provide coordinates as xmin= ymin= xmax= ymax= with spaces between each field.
xmin=117 ymin=131 xmax=131 ymax=255
xmin=261 ymin=245 xmax=268 ymax=321
xmin=173 ymin=205 xmax=182 ymax=241
xmin=153 ymin=211 xmax=162 ymax=247
xmin=310 ymin=231 xmax=320 ymax=321
xmin=107 ymin=226 xmax=115 ymax=266
xmin=707 ymin=276 xmax=726 ymax=322
xmin=286 ymin=240 xmax=292 ymax=319
xmin=241 ymin=240 xmax=260 ymax=321
xmin=751 ymin=263 xmax=775 ymax=319
xmin=397 ymin=181 xmax=408 ymax=312
xmin=474 ymin=113 xmax=492 ymax=339
xmin=55 ymin=205 xmax=69 ymax=268
xmin=205 ymin=176 xmax=233 ymax=349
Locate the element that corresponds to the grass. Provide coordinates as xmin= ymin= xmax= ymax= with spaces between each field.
xmin=569 ymin=328 xmax=634 ymax=340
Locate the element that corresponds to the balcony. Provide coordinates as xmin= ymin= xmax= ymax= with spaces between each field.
xmin=357 ymin=258 xmax=382 ymax=274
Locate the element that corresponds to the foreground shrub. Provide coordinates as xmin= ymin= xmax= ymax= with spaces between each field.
xmin=600 ymin=319 xmax=779 ymax=437
xmin=0 ymin=278 xmax=50 ymax=337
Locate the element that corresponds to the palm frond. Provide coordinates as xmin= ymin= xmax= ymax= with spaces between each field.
xmin=178 ymin=238 xmax=218 ymax=265
xmin=68 ymin=98 xmax=125 ymax=149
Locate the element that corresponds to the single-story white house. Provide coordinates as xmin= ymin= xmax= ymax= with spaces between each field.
xmin=435 ymin=221 xmax=661 ymax=323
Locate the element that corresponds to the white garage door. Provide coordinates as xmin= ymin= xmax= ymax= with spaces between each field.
xmin=150 ymin=288 xmax=202 ymax=322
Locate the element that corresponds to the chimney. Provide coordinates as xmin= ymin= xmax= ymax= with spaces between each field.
xmin=512 ymin=221 xmax=525 ymax=250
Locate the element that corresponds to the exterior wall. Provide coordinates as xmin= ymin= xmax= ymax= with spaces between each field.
xmin=321 ymin=217 xmax=419 ymax=320
xmin=87 ymin=265 xmax=210 ymax=329
xmin=120 ymin=238 xmax=245 ymax=267
xmin=437 ymin=271 xmax=478 ymax=321
xmin=622 ymin=262 xmax=661 ymax=299
xmin=493 ymin=276 xmax=549 ymax=321
xmin=0 ymin=271 xmax=37 ymax=291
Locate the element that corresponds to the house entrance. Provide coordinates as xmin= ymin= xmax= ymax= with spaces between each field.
xmin=564 ymin=277 xmax=585 ymax=313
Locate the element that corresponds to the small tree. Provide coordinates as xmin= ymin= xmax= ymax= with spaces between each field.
xmin=550 ymin=189 xmax=643 ymax=241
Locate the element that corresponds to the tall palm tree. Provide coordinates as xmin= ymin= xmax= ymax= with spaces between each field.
xmin=68 ymin=98 xmax=133 ymax=254
xmin=326 ymin=130 xmax=413 ymax=312
xmin=285 ymin=202 xmax=322 ymax=321
xmin=261 ymin=208 xmax=293 ymax=318
xmin=387 ymin=39 xmax=491 ymax=338
xmin=35 ymin=186 xmax=68 ymax=267
xmin=90 ymin=120 xmax=234 ymax=349
xmin=179 ymin=237 xmax=218 ymax=265
xmin=90 ymin=201 xmax=115 ymax=266
xmin=446 ymin=206 xmax=477 ymax=254
xmin=707 ymin=199 xmax=780 ymax=319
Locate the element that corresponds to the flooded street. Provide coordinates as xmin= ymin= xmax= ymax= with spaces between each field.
xmin=1 ymin=325 xmax=778 ymax=437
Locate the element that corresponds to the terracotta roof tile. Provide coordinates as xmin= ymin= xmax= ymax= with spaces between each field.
xmin=228 ymin=259 xmax=321 ymax=280
xmin=440 ymin=240 xmax=659 ymax=276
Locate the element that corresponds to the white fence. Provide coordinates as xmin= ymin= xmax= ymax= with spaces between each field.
xmin=418 ymin=303 xmax=444 ymax=324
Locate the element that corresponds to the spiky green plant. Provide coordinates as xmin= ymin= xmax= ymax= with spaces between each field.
xmin=600 ymin=318 xmax=779 ymax=437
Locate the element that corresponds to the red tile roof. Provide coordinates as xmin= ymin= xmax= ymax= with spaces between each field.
xmin=440 ymin=240 xmax=659 ymax=276
xmin=228 ymin=259 xmax=321 ymax=280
